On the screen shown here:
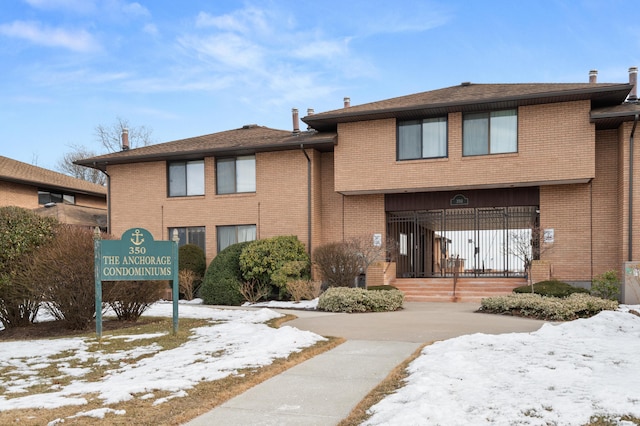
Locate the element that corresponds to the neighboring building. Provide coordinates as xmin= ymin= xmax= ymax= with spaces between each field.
xmin=76 ymin=68 xmax=640 ymax=295
xmin=0 ymin=156 xmax=107 ymax=228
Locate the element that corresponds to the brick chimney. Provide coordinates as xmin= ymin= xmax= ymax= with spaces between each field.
xmin=121 ymin=128 xmax=129 ymax=151
xmin=589 ymin=69 xmax=597 ymax=84
xmin=629 ymin=66 xmax=638 ymax=102
xmin=344 ymin=97 xmax=351 ymax=108
xmin=292 ymin=108 xmax=300 ymax=134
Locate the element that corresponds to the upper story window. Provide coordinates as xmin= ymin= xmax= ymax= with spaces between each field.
xmin=398 ymin=117 xmax=447 ymax=160
xmin=38 ymin=190 xmax=75 ymax=205
xmin=168 ymin=160 xmax=205 ymax=197
xmin=216 ymin=155 xmax=256 ymax=194
xmin=463 ymin=109 xmax=517 ymax=156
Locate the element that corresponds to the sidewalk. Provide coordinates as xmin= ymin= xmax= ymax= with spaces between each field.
xmin=184 ymin=302 xmax=546 ymax=425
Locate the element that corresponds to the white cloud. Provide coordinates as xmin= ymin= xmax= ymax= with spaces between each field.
xmin=195 ymin=7 xmax=271 ymax=36
xmin=23 ymin=0 xmax=95 ymax=13
xmin=178 ymin=33 xmax=264 ymax=70
xmin=143 ymin=23 xmax=158 ymax=36
xmin=0 ymin=20 xmax=100 ymax=52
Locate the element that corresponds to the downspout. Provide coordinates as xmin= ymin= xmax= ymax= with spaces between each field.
xmin=301 ymin=145 xmax=311 ymax=255
xmin=629 ymin=114 xmax=639 ymax=261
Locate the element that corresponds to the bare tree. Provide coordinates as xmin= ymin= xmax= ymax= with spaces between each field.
xmin=507 ymin=225 xmax=552 ymax=291
xmin=57 ymin=117 xmax=154 ymax=184
xmin=55 ymin=144 xmax=106 ymax=185
xmin=95 ymin=116 xmax=153 ymax=152
xmin=348 ymin=233 xmax=398 ymax=286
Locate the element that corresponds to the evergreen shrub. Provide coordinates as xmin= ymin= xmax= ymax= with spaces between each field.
xmin=0 ymin=206 xmax=57 ymax=329
xmin=318 ymin=287 xmax=404 ymax=313
xmin=239 ymin=236 xmax=310 ymax=299
xmin=513 ymin=279 xmax=589 ymax=298
xmin=479 ymin=293 xmax=618 ymax=320
xmin=201 ymin=241 xmax=251 ymax=305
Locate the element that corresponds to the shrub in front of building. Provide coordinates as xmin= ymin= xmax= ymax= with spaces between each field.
xmin=239 ymin=236 xmax=310 ymax=299
xmin=513 ymin=279 xmax=589 ymax=298
xmin=0 ymin=206 xmax=58 ymax=329
xmin=16 ymin=225 xmax=97 ymax=330
xmin=103 ymin=280 xmax=165 ymax=321
xmin=178 ymin=244 xmax=206 ymax=298
xmin=201 ymin=241 xmax=251 ymax=306
xmin=479 ymin=293 xmax=618 ymax=320
xmin=313 ymin=241 xmax=362 ymax=288
xmin=590 ymin=270 xmax=621 ymax=301
xmin=317 ymin=287 xmax=404 ymax=313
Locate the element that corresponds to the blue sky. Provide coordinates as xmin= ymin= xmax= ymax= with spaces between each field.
xmin=1 ymin=0 xmax=639 ymax=171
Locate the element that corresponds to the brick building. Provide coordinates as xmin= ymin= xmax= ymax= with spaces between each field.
xmin=0 ymin=156 xmax=107 ymax=228
xmin=77 ymin=68 xmax=640 ymax=296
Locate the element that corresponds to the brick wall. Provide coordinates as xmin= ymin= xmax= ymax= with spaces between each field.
xmin=539 ymin=183 xmax=592 ymax=281
xmin=108 ymin=150 xmax=312 ymax=264
xmin=0 ymin=180 xmax=38 ymax=209
xmin=334 ymin=100 xmax=595 ymax=194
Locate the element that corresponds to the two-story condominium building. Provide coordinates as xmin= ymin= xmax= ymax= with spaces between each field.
xmin=77 ymin=68 xmax=640 ymax=299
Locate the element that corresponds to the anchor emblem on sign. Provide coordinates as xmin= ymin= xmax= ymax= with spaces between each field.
xmin=130 ymin=229 xmax=145 ymax=246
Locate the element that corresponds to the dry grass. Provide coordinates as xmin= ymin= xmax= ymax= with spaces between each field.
xmin=0 ymin=315 xmax=344 ymax=425
xmin=337 ymin=343 xmax=427 ymax=426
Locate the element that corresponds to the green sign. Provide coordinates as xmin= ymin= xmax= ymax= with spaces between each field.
xmin=100 ymin=228 xmax=175 ymax=281
xmin=94 ymin=228 xmax=179 ymax=338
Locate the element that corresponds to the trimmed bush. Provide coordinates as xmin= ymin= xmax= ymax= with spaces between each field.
xmin=479 ymin=293 xmax=618 ymax=321
xmin=239 ymin=236 xmax=310 ymax=299
xmin=178 ymin=244 xmax=206 ymax=297
xmin=513 ymin=279 xmax=589 ymax=298
xmin=591 ymin=270 xmax=620 ymax=301
xmin=313 ymin=241 xmax=362 ymax=288
xmin=103 ymin=280 xmax=165 ymax=321
xmin=201 ymin=241 xmax=251 ymax=306
xmin=0 ymin=206 xmax=58 ymax=329
xmin=367 ymin=285 xmax=398 ymax=291
xmin=317 ymin=287 xmax=404 ymax=313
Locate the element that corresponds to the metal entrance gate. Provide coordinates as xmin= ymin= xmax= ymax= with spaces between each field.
xmin=387 ymin=206 xmax=538 ymax=278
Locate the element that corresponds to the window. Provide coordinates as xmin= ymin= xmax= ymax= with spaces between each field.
xmin=216 ymin=156 xmax=256 ymax=194
xmin=168 ymin=226 xmax=205 ymax=251
xmin=168 ymin=160 xmax=205 ymax=197
xmin=463 ymin=109 xmax=517 ymax=156
xmin=38 ymin=190 xmax=75 ymax=205
xmin=217 ymin=225 xmax=256 ymax=252
xmin=398 ymin=117 xmax=447 ymax=160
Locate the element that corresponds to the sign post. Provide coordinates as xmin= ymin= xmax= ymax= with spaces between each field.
xmin=94 ymin=228 xmax=179 ymax=338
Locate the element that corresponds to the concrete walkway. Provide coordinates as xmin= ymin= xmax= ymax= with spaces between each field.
xmin=185 ymin=302 xmax=546 ymax=425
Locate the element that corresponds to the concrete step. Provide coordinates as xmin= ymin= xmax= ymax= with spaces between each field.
xmin=391 ymin=278 xmax=526 ymax=302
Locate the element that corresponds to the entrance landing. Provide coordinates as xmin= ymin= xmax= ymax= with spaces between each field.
xmin=392 ymin=277 xmax=526 ymax=302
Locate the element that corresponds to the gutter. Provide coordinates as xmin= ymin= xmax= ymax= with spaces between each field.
xmin=629 ymin=113 xmax=639 ymax=261
xmin=301 ymin=144 xmax=312 ymax=256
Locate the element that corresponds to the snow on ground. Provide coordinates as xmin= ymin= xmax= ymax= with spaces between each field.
xmin=0 ymin=302 xmax=325 ymax=415
xmin=1 ymin=300 xmax=640 ymax=425
xmin=364 ymin=306 xmax=640 ymax=426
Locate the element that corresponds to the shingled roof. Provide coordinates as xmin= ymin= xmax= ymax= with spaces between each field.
xmin=76 ymin=125 xmax=337 ymax=171
xmin=302 ymin=82 xmax=634 ymax=131
xmin=0 ymin=156 xmax=106 ymax=197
